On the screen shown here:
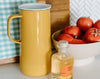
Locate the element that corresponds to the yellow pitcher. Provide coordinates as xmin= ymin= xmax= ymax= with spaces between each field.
xmin=7 ymin=3 xmax=51 ymax=77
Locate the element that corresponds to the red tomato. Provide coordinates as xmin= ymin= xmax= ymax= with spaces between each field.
xmin=63 ymin=26 xmax=81 ymax=38
xmin=57 ymin=34 xmax=74 ymax=42
xmin=85 ymin=28 xmax=100 ymax=43
xmin=94 ymin=20 xmax=100 ymax=29
xmin=77 ymin=17 xmax=93 ymax=31
xmin=69 ymin=39 xmax=86 ymax=44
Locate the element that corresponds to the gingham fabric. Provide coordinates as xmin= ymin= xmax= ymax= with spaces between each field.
xmin=70 ymin=0 xmax=100 ymax=25
xmin=0 ymin=0 xmax=36 ymax=59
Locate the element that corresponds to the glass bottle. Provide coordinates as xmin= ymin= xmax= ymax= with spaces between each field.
xmin=51 ymin=40 xmax=74 ymax=79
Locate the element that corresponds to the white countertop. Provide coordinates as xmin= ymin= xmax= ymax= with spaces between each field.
xmin=0 ymin=55 xmax=100 ymax=79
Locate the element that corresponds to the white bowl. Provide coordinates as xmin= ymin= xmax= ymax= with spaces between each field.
xmin=52 ymin=30 xmax=100 ymax=66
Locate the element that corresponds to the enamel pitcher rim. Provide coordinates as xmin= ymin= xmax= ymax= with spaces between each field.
xmin=19 ymin=3 xmax=51 ymax=11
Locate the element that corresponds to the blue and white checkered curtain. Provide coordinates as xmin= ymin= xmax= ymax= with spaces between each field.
xmin=0 ymin=0 xmax=36 ymax=59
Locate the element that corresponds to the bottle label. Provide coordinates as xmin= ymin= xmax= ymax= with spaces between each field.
xmin=60 ymin=65 xmax=72 ymax=79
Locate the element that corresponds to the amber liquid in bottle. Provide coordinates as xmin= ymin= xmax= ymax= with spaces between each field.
xmin=51 ymin=41 xmax=74 ymax=79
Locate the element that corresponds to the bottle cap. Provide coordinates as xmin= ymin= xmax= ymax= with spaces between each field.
xmin=57 ymin=40 xmax=69 ymax=48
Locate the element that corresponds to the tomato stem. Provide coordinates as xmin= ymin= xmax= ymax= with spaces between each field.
xmin=74 ymin=35 xmax=78 ymax=39
xmin=91 ymin=29 xmax=100 ymax=37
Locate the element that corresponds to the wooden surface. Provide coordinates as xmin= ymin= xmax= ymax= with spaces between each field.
xmin=46 ymin=0 xmax=69 ymax=11
xmin=37 ymin=0 xmax=46 ymax=3
xmin=0 ymin=57 xmax=19 ymax=65
xmin=37 ymin=0 xmax=70 ymax=33
xmin=51 ymin=10 xmax=69 ymax=33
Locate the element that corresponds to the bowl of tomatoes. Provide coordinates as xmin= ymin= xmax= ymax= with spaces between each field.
xmin=52 ymin=17 xmax=100 ymax=66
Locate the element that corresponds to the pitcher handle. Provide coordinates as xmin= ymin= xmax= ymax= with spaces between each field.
xmin=7 ymin=15 xmax=22 ymax=44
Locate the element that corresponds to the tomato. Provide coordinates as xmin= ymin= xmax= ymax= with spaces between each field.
xmin=63 ymin=26 xmax=81 ymax=38
xmin=57 ymin=34 xmax=74 ymax=42
xmin=77 ymin=17 xmax=93 ymax=31
xmin=69 ymin=39 xmax=86 ymax=44
xmin=84 ymin=28 xmax=100 ymax=43
xmin=94 ymin=20 xmax=100 ymax=29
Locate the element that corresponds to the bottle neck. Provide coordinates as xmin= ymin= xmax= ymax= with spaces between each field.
xmin=58 ymin=47 xmax=70 ymax=57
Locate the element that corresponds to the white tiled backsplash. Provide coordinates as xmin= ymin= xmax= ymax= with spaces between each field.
xmin=70 ymin=0 xmax=100 ymax=25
